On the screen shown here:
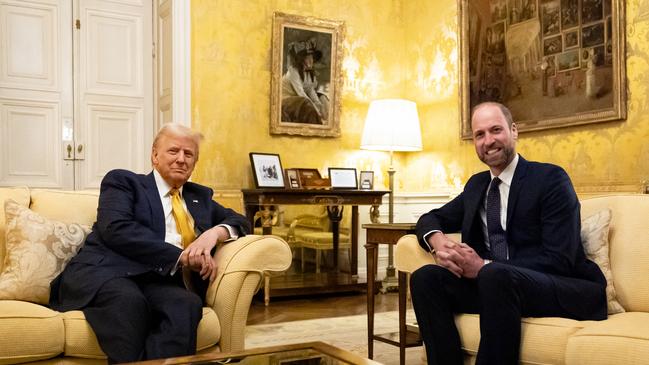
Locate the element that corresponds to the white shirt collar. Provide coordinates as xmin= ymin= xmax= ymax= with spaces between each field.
xmin=490 ymin=153 xmax=519 ymax=187
xmin=153 ymin=169 xmax=182 ymax=199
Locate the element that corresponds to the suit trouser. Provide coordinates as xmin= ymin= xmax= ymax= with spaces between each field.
xmin=83 ymin=272 xmax=203 ymax=363
xmin=410 ymin=262 xmax=573 ymax=365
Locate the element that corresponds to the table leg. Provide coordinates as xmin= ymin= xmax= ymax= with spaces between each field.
xmin=365 ymin=242 xmax=377 ymax=359
xmin=399 ymin=270 xmax=408 ymax=365
xmin=245 ymin=204 xmax=257 ymax=230
xmin=327 ymin=206 xmax=343 ymax=272
xmin=351 ymin=205 xmax=359 ymax=277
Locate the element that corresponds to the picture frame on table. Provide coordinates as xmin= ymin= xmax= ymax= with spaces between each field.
xmin=249 ymin=152 xmax=286 ymax=188
xmin=359 ymin=170 xmax=374 ymax=190
xmin=269 ymin=12 xmax=345 ymax=137
xmin=328 ymin=167 xmax=357 ymax=189
xmin=458 ymin=0 xmax=626 ymax=139
xmin=285 ymin=168 xmax=301 ymax=189
xmin=296 ymin=168 xmax=330 ymax=189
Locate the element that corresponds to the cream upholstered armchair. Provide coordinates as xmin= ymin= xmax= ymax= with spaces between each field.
xmin=394 ymin=194 xmax=649 ymax=365
xmin=0 ymin=187 xmax=292 ymax=364
xmin=288 ymin=207 xmax=351 ymax=274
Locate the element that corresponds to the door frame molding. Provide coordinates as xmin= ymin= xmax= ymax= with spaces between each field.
xmin=172 ymin=0 xmax=191 ymax=127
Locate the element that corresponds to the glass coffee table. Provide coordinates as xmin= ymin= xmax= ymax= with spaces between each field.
xmin=124 ymin=342 xmax=382 ymax=365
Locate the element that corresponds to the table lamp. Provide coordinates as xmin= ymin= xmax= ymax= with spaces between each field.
xmin=360 ymin=99 xmax=422 ymax=291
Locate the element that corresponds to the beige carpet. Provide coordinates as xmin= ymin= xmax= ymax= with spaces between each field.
xmin=245 ymin=310 xmax=425 ymax=365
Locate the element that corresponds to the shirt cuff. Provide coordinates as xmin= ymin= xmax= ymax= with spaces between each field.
xmin=171 ymin=254 xmax=183 ymax=276
xmin=422 ymin=230 xmax=441 ymax=252
xmin=217 ymin=224 xmax=238 ymax=242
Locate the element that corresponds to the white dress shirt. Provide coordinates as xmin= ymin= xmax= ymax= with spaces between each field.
xmin=153 ymin=170 xmax=237 ymax=249
xmin=479 ymin=154 xmax=519 ymax=255
xmin=422 ymin=154 xmax=520 ymax=256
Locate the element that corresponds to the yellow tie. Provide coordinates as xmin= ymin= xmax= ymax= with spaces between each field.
xmin=169 ymin=188 xmax=196 ymax=248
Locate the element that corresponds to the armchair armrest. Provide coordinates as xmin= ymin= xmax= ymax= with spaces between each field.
xmin=394 ymin=234 xmax=436 ymax=274
xmin=395 ymin=233 xmax=462 ymax=274
xmin=205 ymin=235 xmax=291 ymax=352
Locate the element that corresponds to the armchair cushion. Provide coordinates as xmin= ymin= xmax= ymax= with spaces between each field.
xmin=566 ymin=312 xmax=649 ymax=365
xmin=60 ymin=308 xmax=220 ymax=359
xmin=456 ymin=314 xmax=588 ymax=365
xmin=0 ymin=300 xmax=64 ymax=363
xmin=0 ymin=200 xmax=90 ymax=304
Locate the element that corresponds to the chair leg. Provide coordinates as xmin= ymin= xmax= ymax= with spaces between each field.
xmin=316 ymin=249 xmax=321 ymax=274
xmin=347 ymin=247 xmax=351 ymax=271
xmin=406 ymin=272 xmax=412 ymax=303
xmin=264 ymin=272 xmax=270 ymax=306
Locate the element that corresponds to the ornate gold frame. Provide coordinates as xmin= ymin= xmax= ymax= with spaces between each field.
xmin=270 ymin=12 xmax=345 ymax=137
xmin=458 ymin=0 xmax=627 ymax=139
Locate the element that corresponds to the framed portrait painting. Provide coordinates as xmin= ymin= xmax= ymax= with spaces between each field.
xmin=270 ymin=12 xmax=345 ymax=137
xmin=458 ymin=0 xmax=626 ymax=139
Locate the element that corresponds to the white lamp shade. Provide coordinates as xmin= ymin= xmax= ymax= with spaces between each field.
xmin=360 ymin=99 xmax=423 ymax=152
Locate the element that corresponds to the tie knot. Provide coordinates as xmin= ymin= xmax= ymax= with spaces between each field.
xmin=169 ymin=188 xmax=180 ymax=197
xmin=491 ymin=177 xmax=501 ymax=187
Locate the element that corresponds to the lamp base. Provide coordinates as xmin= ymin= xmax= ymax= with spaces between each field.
xmin=380 ymin=270 xmax=399 ymax=293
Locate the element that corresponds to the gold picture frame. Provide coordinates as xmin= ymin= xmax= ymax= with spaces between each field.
xmin=270 ymin=12 xmax=345 ymax=137
xmin=458 ymin=0 xmax=626 ymax=139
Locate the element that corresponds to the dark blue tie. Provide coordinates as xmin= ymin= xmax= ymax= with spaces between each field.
xmin=487 ymin=177 xmax=508 ymax=260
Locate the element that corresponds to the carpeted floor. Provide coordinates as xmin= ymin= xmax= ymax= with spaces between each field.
xmin=245 ymin=310 xmax=425 ymax=365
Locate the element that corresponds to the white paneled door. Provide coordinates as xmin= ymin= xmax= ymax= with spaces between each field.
xmin=0 ymin=0 xmax=153 ymax=190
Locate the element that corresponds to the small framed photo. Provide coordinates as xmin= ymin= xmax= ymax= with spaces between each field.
xmin=359 ymin=170 xmax=374 ymax=190
xmin=297 ymin=168 xmax=329 ymax=188
xmin=328 ymin=167 xmax=357 ymax=189
xmin=285 ymin=168 xmax=301 ymax=189
xmin=249 ymin=152 xmax=285 ymax=188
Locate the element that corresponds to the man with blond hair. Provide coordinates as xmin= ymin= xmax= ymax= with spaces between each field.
xmin=50 ymin=123 xmax=249 ymax=363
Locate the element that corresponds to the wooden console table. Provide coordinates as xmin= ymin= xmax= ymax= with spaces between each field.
xmin=363 ymin=223 xmax=422 ymax=365
xmin=242 ymin=188 xmax=389 ymax=301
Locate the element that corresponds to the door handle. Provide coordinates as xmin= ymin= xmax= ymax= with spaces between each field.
xmin=76 ymin=143 xmax=85 ymax=160
xmin=62 ymin=142 xmax=85 ymax=160
xmin=63 ymin=143 xmax=74 ymax=160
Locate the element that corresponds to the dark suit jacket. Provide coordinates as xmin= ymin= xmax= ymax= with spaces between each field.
xmin=49 ymin=169 xmax=250 ymax=312
xmin=415 ymin=156 xmax=607 ymax=320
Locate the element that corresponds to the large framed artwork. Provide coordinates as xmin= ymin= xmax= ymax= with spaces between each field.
xmin=458 ymin=0 xmax=626 ymax=139
xmin=270 ymin=12 xmax=345 ymax=137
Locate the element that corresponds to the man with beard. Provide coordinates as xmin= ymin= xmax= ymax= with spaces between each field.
xmin=410 ymin=102 xmax=607 ymax=365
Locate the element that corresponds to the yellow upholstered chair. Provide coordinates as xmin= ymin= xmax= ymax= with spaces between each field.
xmin=290 ymin=207 xmax=351 ymax=273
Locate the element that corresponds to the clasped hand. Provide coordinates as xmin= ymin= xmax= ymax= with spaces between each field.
xmin=179 ymin=226 xmax=230 ymax=282
xmin=428 ymin=233 xmax=485 ymax=278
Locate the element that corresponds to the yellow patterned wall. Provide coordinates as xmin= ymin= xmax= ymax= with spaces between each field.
xmin=191 ymin=0 xmax=408 ymax=208
xmin=401 ymin=0 xmax=649 ymax=194
xmin=192 ymin=0 xmax=649 ymax=209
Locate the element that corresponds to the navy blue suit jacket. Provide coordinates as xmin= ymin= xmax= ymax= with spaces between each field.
xmin=415 ymin=156 xmax=607 ymax=320
xmin=50 ymin=169 xmax=250 ymax=311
